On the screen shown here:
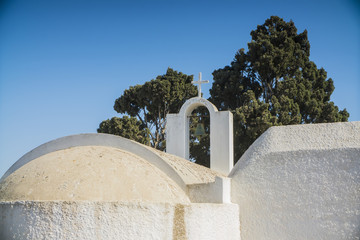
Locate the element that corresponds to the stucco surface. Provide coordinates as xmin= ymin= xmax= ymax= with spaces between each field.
xmin=155 ymin=149 xmax=225 ymax=184
xmin=231 ymin=121 xmax=360 ymax=240
xmin=1 ymin=133 xmax=225 ymax=189
xmin=0 ymin=201 xmax=240 ymax=240
xmin=188 ymin=176 xmax=231 ymax=203
xmin=0 ymin=146 xmax=189 ymax=203
xmin=0 ymin=133 xmax=188 ymax=192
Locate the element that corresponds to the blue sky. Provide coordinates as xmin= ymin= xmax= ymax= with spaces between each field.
xmin=0 ymin=0 xmax=359 ymax=177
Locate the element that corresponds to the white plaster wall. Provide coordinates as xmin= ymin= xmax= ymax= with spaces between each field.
xmin=0 ymin=201 xmax=240 ymax=240
xmin=188 ymin=176 xmax=231 ymax=203
xmin=210 ymin=111 xmax=233 ymax=174
xmin=186 ymin=203 xmax=240 ymax=240
xmin=230 ymin=122 xmax=360 ymax=240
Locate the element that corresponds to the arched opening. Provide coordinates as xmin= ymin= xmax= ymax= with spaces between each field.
xmin=166 ymin=97 xmax=233 ymax=174
xmin=189 ymin=106 xmax=210 ymax=167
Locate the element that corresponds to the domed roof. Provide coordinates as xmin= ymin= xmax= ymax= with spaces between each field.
xmin=0 ymin=145 xmax=190 ymax=203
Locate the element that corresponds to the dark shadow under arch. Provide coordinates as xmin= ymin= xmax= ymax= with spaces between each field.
xmin=189 ymin=106 xmax=210 ymax=167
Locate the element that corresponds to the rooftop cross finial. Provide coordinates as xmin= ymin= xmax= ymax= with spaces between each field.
xmin=191 ymin=72 xmax=209 ymax=98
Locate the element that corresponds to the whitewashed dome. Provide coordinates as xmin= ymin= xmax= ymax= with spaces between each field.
xmin=0 ymin=134 xmax=192 ymax=203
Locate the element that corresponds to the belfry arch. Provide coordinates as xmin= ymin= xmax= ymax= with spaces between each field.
xmin=166 ymin=97 xmax=234 ymax=175
xmin=189 ymin=105 xmax=210 ymax=167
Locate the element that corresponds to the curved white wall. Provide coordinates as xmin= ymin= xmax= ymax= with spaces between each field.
xmin=1 ymin=133 xmax=187 ymax=192
xmin=230 ymin=122 xmax=360 ymax=240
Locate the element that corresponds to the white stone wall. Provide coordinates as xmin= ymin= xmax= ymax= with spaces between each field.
xmin=230 ymin=122 xmax=360 ymax=240
xmin=0 ymin=201 xmax=240 ymax=240
xmin=188 ymin=176 xmax=231 ymax=203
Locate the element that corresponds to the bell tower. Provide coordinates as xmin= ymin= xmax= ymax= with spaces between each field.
xmin=166 ymin=73 xmax=234 ymax=175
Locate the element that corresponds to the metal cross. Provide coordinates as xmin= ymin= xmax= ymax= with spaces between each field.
xmin=192 ymin=72 xmax=209 ymax=98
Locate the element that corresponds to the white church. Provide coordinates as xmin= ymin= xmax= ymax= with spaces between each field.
xmin=0 ymin=75 xmax=359 ymax=240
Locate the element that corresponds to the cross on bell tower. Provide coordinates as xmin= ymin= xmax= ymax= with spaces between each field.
xmin=192 ymin=72 xmax=209 ymax=98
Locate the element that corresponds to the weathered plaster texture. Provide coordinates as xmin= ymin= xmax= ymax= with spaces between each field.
xmin=0 ymin=133 xmax=188 ymax=192
xmin=1 ymin=133 xmax=224 ymax=189
xmin=0 ymin=201 xmax=240 ymax=240
xmin=0 ymin=133 xmax=240 ymax=239
xmin=156 ymin=149 xmax=225 ymax=185
xmin=0 ymin=146 xmax=189 ymax=203
xmin=230 ymin=122 xmax=360 ymax=240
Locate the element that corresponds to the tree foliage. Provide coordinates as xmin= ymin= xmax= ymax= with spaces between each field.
xmin=98 ymin=68 xmax=197 ymax=150
xmin=210 ymin=16 xmax=349 ymax=161
xmin=98 ymin=16 xmax=349 ymax=167
xmin=98 ymin=116 xmax=150 ymax=145
xmin=189 ymin=106 xmax=210 ymax=167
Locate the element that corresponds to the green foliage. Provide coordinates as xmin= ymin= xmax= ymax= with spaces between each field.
xmin=98 ymin=68 xmax=197 ymax=150
xmin=189 ymin=106 xmax=210 ymax=167
xmin=210 ymin=16 xmax=349 ymax=161
xmin=99 ymin=16 xmax=349 ymax=168
xmin=98 ymin=116 xmax=150 ymax=145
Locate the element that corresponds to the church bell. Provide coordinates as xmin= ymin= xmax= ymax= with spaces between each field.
xmin=194 ymin=123 xmax=206 ymax=136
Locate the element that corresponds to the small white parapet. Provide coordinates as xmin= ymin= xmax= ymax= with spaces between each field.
xmin=188 ymin=176 xmax=231 ymax=203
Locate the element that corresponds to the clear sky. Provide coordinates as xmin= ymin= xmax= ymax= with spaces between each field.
xmin=0 ymin=0 xmax=359 ymax=177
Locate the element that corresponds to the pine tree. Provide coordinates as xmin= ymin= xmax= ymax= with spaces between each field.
xmin=98 ymin=68 xmax=197 ymax=150
xmin=210 ymin=16 xmax=349 ymax=161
